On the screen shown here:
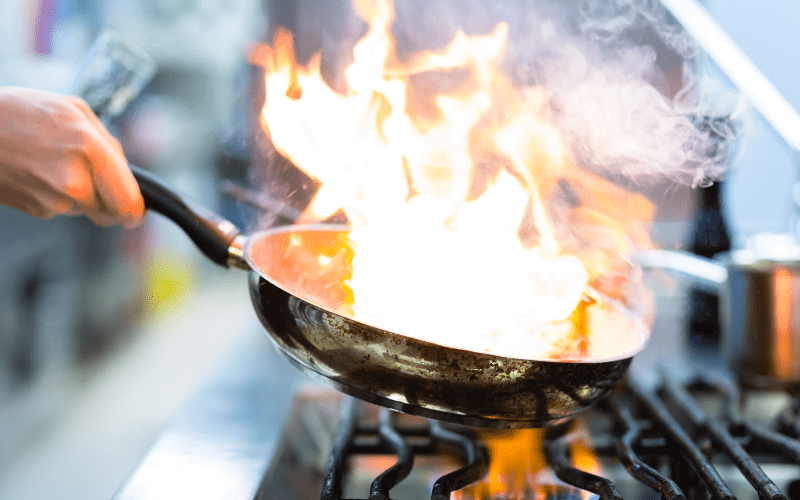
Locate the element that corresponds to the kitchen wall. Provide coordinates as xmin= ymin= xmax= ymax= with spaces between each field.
xmin=708 ymin=0 xmax=800 ymax=244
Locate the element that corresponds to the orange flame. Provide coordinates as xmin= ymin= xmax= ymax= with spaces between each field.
xmin=458 ymin=426 xmax=602 ymax=500
xmin=251 ymin=0 xmax=653 ymax=361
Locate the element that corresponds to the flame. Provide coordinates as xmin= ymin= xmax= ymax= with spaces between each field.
xmin=472 ymin=429 xmax=547 ymax=498
xmin=458 ymin=427 xmax=602 ymax=500
xmin=251 ymin=0 xmax=653 ymax=360
xmin=565 ymin=430 xmax=603 ymax=500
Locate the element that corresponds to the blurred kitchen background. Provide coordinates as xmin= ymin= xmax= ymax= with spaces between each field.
xmin=0 ymin=0 xmax=797 ymax=498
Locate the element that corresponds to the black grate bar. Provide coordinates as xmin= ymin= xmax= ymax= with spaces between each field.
xmin=348 ymin=418 xmax=434 ymax=456
xmin=628 ymin=381 xmax=735 ymax=500
xmin=691 ymin=373 xmax=800 ymax=464
xmin=775 ymin=397 xmax=800 ymax=438
xmin=707 ymin=420 xmax=786 ymax=500
xmin=543 ymin=428 xmax=624 ymax=500
xmin=429 ymin=422 xmax=489 ymax=500
xmin=369 ymin=410 xmax=414 ymax=500
xmin=321 ymin=397 xmax=359 ymax=500
xmin=745 ymin=424 xmax=800 ymax=464
xmin=662 ymin=379 xmax=786 ymax=500
xmin=607 ymin=395 xmax=686 ymax=500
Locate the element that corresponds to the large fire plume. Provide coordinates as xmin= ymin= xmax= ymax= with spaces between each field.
xmin=248 ymin=0 xmax=734 ymax=361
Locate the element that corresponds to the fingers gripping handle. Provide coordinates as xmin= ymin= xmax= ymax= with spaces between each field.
xmin=130 ymin=165 xmax=244 ymax=268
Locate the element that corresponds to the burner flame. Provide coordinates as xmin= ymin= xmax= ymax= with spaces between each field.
xmin=457 ymin=427 xmax=602 ymax=500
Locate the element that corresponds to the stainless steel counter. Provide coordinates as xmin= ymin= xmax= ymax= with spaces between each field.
xmin=112 ymin=332 xmax=310 ymax=500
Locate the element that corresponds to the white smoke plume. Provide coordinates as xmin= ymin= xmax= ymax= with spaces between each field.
xmin=387 ymin=0 xmax=743 ymax=187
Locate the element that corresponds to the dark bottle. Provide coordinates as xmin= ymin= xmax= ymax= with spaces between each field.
xmin=687 ymin=181 xmax=731 ymax=351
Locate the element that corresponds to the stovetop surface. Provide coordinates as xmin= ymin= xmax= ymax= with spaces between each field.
xmin=256 ymin=383 xmax=800 ymax=500
xmin=112 ymin=328 xmax=309 ymax=500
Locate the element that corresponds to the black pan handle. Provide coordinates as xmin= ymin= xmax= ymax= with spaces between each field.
xmin=130 ymin=164 xmax=244 ymax=268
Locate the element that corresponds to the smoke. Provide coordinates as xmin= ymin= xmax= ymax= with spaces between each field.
xmin=251 ymin=0 xmax=745 ymax=228
xmin=387 ymin=0 xmax=743 ymax=187
xmin=578 ymin=0 xmax=697 ymax=58
xmin=544 ymin=57 xmax=739 ymax=187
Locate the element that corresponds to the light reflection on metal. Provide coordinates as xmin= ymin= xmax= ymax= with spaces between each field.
xmin=637 ymin=249 xmax=727 ymax=291
xmin=773 ymin=268 xmax=798 ymax=379
xmin=227 ymin=234 xmax=250 ymax=270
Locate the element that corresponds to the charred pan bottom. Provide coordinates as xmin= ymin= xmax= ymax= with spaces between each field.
xmin=249 ymin=271 xmax=632 ymax=428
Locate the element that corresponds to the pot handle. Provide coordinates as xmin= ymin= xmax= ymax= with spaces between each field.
xmin=130 ymin=164 xmax=246 ymax=269
xmin=637 ymin=249 xmax=727 ymax=291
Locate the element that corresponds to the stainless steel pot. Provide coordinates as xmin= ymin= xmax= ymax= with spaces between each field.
xmin=639 ymin=247 xmax=800 ymax=389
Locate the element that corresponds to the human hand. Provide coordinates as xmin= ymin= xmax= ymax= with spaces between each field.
xmin=0 ymin=87 xmax=144 ymax=227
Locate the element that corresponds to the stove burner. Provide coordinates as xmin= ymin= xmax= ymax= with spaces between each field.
xmin=259 ymin=370 xmax=800 ymax=500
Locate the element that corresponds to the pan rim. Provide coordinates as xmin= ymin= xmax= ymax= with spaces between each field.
xmin=244 ymin=224 xmax=644 ymax=365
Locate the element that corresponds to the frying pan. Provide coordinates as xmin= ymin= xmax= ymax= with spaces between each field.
xmin=131 ymin=165 xmax=636 ymax=428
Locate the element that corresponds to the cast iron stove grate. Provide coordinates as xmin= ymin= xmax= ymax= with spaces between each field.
xmin=257 ymin=372 xmax=800 ymax=500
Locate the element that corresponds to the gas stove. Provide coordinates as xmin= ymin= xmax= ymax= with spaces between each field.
xmin=112 ymin=289 xmax=800 ymax=500
xmin=256 ymin=380 xmax=800 ymax=500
